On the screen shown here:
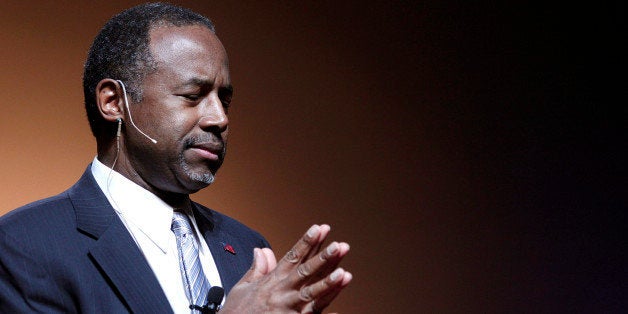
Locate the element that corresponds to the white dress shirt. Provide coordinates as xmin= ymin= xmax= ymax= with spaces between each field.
xmin=91 ymin=157 xmax=223 ymax=314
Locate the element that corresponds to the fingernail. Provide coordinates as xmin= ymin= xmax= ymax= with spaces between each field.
xmin=326 ymin=242 xmax=338 ymax=255
xmin=330 ymin=268 xmax=343 ymax=282
xmin=307 ymin=225 xmax=319 ymax=238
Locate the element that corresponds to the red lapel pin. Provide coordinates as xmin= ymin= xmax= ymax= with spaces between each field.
xmin=223 ymin=243 xmax=236 ymax=255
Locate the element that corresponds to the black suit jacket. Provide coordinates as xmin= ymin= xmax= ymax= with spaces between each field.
xmin=0 ymin=167 xmax=269 ymax=313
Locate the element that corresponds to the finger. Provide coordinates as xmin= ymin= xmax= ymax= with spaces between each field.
xmin=314 ymin=271 xmax=352 ymax=306
xmin=277 ymin=225 xmax=324 ymax=270
xmin=291 ymin=242 xmax=350 ymax=287
xmin=303 ymin=224 xmax=330 ymax=261
xmin=299 ymin=268 xmax=353 ymax=313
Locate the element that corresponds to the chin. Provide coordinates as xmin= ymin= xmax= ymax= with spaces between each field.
xmin=177 ymin=176 xmax=212 ymax=194
xmin=180 ymin=165 xmax=215 ymax=187
xmin=189 ymin=172 xmax=215 ymax=185
xmin=178 ymin=154 xmax=220 ymax=188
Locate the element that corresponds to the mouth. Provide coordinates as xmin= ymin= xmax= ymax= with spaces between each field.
xmin=188 ymin=142 xmax=224 ymax=161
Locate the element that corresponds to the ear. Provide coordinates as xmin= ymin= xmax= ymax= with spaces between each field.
xmin=96 ymin=78 xmax=125 ymax=122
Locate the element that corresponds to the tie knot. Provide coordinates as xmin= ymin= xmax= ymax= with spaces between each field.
xmin=171 ymin=211 xmax=194 ymax=237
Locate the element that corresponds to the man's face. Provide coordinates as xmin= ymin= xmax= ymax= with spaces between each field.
xmin=122 ymin=25 xmax=232 ymax=195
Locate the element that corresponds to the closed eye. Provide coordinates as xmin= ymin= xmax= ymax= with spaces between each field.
xmin=219 ymin=86 xmax=233 ymax=110
xmin=181 ymin=94 xmax=201 ymax=101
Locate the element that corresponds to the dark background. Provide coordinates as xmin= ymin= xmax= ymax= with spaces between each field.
xmin=1 ymin=1 xmax=625 ymax=312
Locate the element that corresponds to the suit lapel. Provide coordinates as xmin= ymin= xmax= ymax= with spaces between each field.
xmin=193 ymin=204 xmax=247 ymax=295
xmin=88 ymin=221 xmax=172 ymax=314
xmin=70 ymin=167 xmax=173 ymax=314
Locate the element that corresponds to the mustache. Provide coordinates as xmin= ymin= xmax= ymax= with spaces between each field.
xmin=184 ymin=134 xmax=226 ymax=154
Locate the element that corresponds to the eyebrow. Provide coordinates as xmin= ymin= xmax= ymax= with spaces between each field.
xmin=178 ymin=78 xmax=233 ymax=93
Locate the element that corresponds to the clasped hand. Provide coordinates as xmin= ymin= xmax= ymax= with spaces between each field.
xmin=221 ymin=224 xmax=352 ymax=313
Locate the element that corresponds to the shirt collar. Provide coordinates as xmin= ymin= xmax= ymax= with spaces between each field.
xmin=90 ymin=157 xmax=173 ymax=253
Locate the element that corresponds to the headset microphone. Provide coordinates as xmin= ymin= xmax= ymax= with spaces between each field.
xmin=116 ymin=80 xmax=158 ymax=144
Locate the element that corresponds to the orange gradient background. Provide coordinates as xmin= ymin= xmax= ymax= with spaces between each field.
xmin=1 ymin=1 xmax=623 ymax=313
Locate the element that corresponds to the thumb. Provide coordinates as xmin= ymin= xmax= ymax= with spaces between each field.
xmin=260 ymin=247 xmax=278 ymax=272
xmin=241 ymin=248 xmax=269 ymax=282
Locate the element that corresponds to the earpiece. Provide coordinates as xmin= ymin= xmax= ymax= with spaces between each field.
xmin=115 ymin=80 xmax=158 ymax=144
xmin=112 ymin=117 xmax=122 ymax=173
xmin=116 ymin=118 xmax=122 ymax=137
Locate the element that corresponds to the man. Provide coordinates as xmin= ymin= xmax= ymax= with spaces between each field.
xmin=0 ymin=3 xmax=351 ymax=313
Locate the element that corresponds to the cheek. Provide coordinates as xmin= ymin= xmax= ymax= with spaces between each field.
xmin=155 ymin=113 xmax=194 ymax=139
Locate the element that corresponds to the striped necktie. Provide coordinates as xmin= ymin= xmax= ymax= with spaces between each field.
xmin=171 ymin=211 xmax=211 ymax=311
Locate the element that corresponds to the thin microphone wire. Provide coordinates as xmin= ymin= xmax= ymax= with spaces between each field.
xmin=110 ymin=118 xmax=122 ymax=178
xmin=106 ymin=118 xmax=122 ymax=209
xmin=115 ymin=80 xmax=158 ymax=144
xmin=104 ymin=118 xmax=151 ymax=248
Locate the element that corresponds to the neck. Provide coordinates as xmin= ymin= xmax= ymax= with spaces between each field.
xmin=96 ymin=138 xmax=118 ymax=169
xmin=97 ymin=139 xmax=192 ymax=210
xmin=154 ymin=191 xmax=192 ymax=210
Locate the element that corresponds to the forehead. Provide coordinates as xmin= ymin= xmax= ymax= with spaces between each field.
xmin=147 ymin=24 xmax=229 ymax=82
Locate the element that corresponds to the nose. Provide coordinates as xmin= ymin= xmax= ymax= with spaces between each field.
xmin=198 ymin=94 xmax=229 ymax=133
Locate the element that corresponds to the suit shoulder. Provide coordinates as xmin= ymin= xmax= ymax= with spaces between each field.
xmin=0 ymin=191 xmax=74 ymax=232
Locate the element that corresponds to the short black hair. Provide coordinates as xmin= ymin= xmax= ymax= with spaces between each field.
xmin=83 ymin=2 xmax=215 ymax=137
